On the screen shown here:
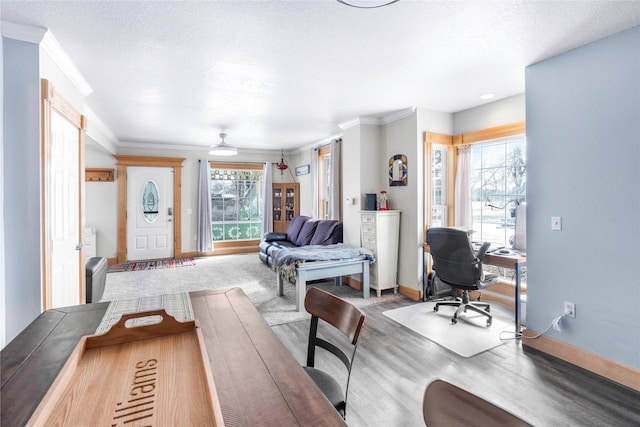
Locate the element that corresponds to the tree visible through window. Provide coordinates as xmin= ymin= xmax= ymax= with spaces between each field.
xmin=470 ymin=135 xmax=526 ymax=247
xmin=210 ymin=166 xmax=263 ymax=241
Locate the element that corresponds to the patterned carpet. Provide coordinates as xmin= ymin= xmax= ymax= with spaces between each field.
xmin=107 ymin=257 xmax=196 ymax=273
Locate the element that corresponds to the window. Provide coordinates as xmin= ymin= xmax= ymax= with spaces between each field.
xmin=470 ymin=135 xmax=526 ymax=247
xmin=318 ymin=145 xmax=331 ymax=220
xmin=431 ymin=145 xmax=448 ymax=227
xmin=210 ymin=165 xmax=263 ymax=242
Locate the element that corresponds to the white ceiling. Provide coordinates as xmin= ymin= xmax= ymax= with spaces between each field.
xmin=2 ymin=1 xmax=640 ymax=152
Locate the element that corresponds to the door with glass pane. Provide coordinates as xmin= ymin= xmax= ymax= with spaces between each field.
xmin=126 ymin=166 xmax=174 ymax=261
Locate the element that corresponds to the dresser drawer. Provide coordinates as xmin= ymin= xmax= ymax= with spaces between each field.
xmin=362 ymin=234 xmax=376 ymax=246
xmin=361 ymin=223 xmax=376 ymax=234
xmin=361 ymin=214 xmax=376 ymax=224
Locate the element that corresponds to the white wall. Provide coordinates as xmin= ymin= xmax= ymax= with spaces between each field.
xmin=525 ymin=26 xmax=639 ymax=369
xmin=0 ymin=31 xmax=5 ymax=348
xmin=453 ymin=93 xmax=526 ymax=134
xmin=84 ymin=143 xmax=118 ymax=258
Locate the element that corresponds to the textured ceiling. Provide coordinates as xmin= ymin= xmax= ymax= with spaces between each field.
xmin=2 ymin=1 xmax=639 ymax=152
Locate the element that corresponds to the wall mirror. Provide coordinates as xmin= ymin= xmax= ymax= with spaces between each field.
xmin=389 ymin=154 xmax=407 ymax=186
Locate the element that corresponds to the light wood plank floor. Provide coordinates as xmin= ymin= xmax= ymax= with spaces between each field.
xmin=272 ymin=298 xmax=640 ymax=427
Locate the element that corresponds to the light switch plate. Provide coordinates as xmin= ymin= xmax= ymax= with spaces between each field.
xmin=551 ymin=216 xmax=562 ymax=231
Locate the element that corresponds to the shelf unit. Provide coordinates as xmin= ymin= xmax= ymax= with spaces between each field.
xmin=273 ymin=183 xmax=299 ymax=233
xmin=360 ymin=210 xmax=401 ymax=296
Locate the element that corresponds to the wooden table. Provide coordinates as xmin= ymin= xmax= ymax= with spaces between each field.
xmin=1 ymin=288 xmax=346 ymax=427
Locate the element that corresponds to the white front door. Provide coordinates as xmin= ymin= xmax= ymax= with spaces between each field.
xmin=50 ymin=109 xmax=82 ymax=308
xmin=127 ymin=167 xmax=174 ymax=261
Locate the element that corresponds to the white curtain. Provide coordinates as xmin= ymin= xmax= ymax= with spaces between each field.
xmin=261 ymin=162 xmax=273 ymax=234
xmin=329 ymin=139 xmax=341 ymax=220
xmin=310 ymin=148 xmax=318 ymax=219
xmin=454 ymin=145 xmax=472 ymax=228
xmin=197 ymin=159 xmax=212 ymax=252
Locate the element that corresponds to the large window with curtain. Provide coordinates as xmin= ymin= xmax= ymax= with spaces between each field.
xmin=470 ymin=135 xmax=526 ymax=247
xmin=210 ymin=164 xmax=263 ymax=242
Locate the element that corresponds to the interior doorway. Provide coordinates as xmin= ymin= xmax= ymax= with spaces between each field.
xmin=41 ymin=79 xmax=86 ymax=309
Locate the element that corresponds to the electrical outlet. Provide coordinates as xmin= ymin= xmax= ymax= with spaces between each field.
xmin=564 ymin=301 xmax=576 ymax=318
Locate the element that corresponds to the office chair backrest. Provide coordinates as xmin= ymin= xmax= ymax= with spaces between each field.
xmin=427 ymin=227 xmax=486 ymax=288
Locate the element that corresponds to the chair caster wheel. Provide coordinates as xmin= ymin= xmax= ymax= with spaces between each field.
xmin=434 ymin=306 xmax=439 ymax=312
xmin=487 ymin=319 xmax=492 ymax=326
xmin=451 ymin=318 xmax=457 ymax=324
xmin=485 ymin=307 xmax=491 ymax=313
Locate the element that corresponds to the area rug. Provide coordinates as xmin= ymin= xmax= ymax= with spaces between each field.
xmin=107 ymin=257 xmax=195 ymax=273
xmin=383 ymin=301 xmax=515 ymax=357
xmin=102 ymin=253 xmax=406 ymax=326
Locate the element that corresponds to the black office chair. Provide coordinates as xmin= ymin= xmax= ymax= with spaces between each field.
xmin=303 ymin=287 xmax=366 ymax=419
xmin=426 ymin=227 xmax=498 ymax=326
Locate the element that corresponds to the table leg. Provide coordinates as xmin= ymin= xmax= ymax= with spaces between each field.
xmin=362 ymin=261 xmax=370 ymax=299
xmin=277 ymin=273 xmax=284 ymax=296
xmin=296 ymin=272 xmax=306 ymax=312
xmin=515 ymin=263 xmax=522 ymax=334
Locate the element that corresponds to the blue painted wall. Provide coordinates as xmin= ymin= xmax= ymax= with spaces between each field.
xmin=526 ymin=26 xmax=639 ymax=368
xmin=2 ymin=38 xmax=42 ymax=344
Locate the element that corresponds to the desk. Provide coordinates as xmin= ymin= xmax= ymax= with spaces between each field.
xmin=424 ymin=244 xmax=526 ymax=333
xmin=1 ymin=288 xmax=346 ymax=427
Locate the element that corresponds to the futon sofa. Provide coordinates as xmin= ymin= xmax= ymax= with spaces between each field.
xmin=258 ymin=216 xmax=343 ymax=267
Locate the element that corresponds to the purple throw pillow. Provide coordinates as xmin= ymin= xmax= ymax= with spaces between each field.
xmin=286 ymin=216 xmax=311 ymax=243
xmin=310 ymin=220 xmax=343 ymax=245
xmin=295 ymin=220 xmax=319 ymax=246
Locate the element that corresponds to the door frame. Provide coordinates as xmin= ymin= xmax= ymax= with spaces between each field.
xmin=114 ymin=156 xmax=185 ymax=263
xmin=41 ymin=79 xmax=86 ymax=309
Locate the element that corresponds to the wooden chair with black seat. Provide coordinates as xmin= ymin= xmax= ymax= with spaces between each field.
xmin=302 ymin=287 xmax=366 ymax=419
xmin=423 ymin=379 xmax=531 ymax=426
xmin=426 ymin=227 xmax=499 ymax=326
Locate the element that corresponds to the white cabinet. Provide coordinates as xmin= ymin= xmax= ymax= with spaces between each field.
xmin=360 ymin=210 xmax=400 ymax=296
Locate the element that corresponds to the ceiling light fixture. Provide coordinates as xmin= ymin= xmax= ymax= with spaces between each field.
xmin=337 ymin=0 xmax=400 ymax=9
xmin=209 ymin=132 xmax=238 ymax=156
xmin=480 ymin=93 xmax=496 ymax=100
xmin=276 ymin=149 xmax=289 ymax=175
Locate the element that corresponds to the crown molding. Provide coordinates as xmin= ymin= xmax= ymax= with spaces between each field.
xmin=40 ymin=31 xmax=93 ymax=96
xmin=84 ymin=107 xmax=118 ymax=154
xmin=380 ymin=106 xmax=417 ymax=124
xmin=1 ymin=20 xmax=47 ymax=44
xmin=1 ymin=21 xmax=93 ymax=97
xmin=338 ymin=107 xmax=417 ymax=130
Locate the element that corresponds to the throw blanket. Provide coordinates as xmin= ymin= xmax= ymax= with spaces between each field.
xmin=272 ymin=243 xmax=375 ymax=283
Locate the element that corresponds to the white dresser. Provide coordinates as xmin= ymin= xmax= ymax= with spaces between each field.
xmin=360 ymin=210 xmax=401 ymax=296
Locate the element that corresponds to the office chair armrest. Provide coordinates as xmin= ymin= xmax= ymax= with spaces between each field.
xmin=476 ymin=241 xmax=491 ymax=260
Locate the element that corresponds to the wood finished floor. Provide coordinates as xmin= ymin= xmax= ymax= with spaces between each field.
xmin=272 ymin=298 xmax=640 ymax=427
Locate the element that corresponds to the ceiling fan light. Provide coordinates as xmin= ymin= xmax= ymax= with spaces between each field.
xmin=337 ymin=0 xmax=400 ymax=9
xmin=209 ymin=132 xmax=238 ymax=156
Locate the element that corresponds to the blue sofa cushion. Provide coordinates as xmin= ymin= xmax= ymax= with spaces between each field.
xmin=310 ymin=220 xmax=343 ymax=245
xmin=295 ymin=219 xmax=319 ymax=246
xmin=286 ymin=215 xmax=311 ymax=243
